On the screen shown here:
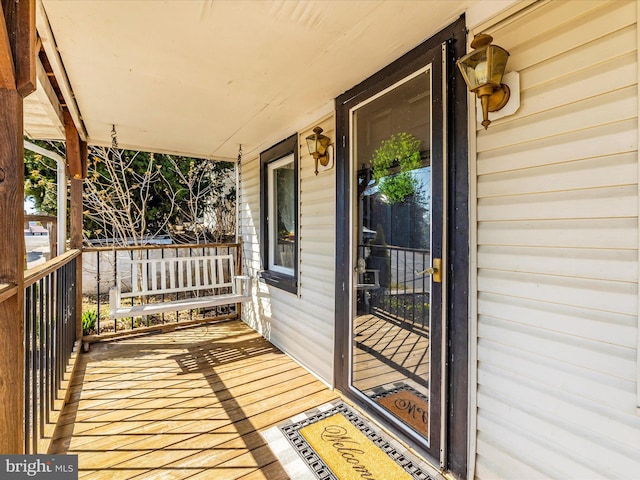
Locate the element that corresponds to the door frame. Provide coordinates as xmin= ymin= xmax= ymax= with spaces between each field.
xmin=334 ymin=15 xmax=469 ymax=478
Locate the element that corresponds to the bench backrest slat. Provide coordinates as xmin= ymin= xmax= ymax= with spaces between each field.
xmin=141 ymin=263 xmax=146 ymax=292
xmin=178 ymin=258 xmax=184 ymax=288
xmin=215 ymin=257 xmax=222 ymax=285
xmin=196 ymin=258 xmax=203 ymax=288
xmin=118 ymin=254 xmax=236 ymax=298
xmin=203 ymin=258 xmax=210 ymax=286
xmin=151 ymin=261 xmax=158 ymax=291
xmin=169 ymin=261 xmax=176 ymax=290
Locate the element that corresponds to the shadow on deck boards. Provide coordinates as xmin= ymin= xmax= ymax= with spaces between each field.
xmin=48 ymin=319 xmax=340 ymax=479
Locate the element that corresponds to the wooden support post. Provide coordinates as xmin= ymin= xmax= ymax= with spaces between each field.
xmin=80 ymin=139 xmax=88 ymax=179
xmin=66 ymin=113 xmax=84 ymax=249
xmin=0 ymin=87 xmax=25 ymax=454
xmin=65 ymin=102 xmax=86 ymax=342
xmin=49 ymin=219 xmax=57 ymax=260
xmin=69 ymin=179 xmax=83 ymax=249
xmin=0 ymin=0 xmax=34 ymax=454
xmin=70 ymin=178 xmax=83 ymax=341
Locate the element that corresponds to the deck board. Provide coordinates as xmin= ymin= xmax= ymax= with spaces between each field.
xmin=49 ymin=320 xmax=340 ymax=478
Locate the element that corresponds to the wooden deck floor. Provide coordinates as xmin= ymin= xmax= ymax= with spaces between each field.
xmin=49 ymin=320 xmax=340 ymax=479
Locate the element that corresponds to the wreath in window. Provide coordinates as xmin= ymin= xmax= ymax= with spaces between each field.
xmin=371 ymin=132 xmax=422 ymax=204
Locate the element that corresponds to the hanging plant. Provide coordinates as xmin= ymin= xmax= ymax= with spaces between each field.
xmin=371 ymin=132 xmax=422 ymax=204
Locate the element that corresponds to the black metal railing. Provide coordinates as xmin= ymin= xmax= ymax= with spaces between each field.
xmin=23 ymin=250 xmax=79 ymax=454
xmin=82 ymin=243 xmax=243 ymax=335
xmin=357 ymin=243 xmax=430 ymax=327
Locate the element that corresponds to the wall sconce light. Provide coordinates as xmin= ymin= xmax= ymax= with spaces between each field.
xmin=306 ymin=126 xmax=332 ymax=175
xmin=457 ymin=33 xmax=510 ymax=129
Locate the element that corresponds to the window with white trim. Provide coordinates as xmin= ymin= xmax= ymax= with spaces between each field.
xmin=260 ymin=135 xmax=298 ymax=293
xmin=267 ymin=154 xmax=296 ymax=276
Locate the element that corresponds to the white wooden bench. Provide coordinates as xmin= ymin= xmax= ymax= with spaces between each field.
xmin=109 ymin=254 xmax=250 ymax=319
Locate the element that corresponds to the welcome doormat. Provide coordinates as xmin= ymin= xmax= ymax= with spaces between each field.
xmin=370 ymin=384 xmax=429 ymax=435
xmin=262 ymin=401 xmax=437 ymax=480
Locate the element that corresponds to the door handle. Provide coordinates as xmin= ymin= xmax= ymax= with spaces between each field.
xmin=416 ymin=258 xmax=442 ymax=283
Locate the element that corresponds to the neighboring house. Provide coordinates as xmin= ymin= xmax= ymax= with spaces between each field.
xmin=4 ymin=0 xmax=639 ymax=478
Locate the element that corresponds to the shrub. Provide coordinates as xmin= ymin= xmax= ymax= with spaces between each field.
xmin=82 ymin=309 xmax=97 ymax=335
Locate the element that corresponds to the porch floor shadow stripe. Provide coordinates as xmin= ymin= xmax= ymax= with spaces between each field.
xmin=72 ymin=373 xmax=322 ymax=434
xmin=48 ymin=320 xmax=340 ymax=480
xmin=76 ymin=354 xmax=294 ymax=393
xmin=68 ymin=369 xmax=318 ymax=428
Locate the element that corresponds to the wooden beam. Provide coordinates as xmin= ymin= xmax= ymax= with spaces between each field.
xmin=0 ymin=2 xmax=16 ymax=89
xmin=1 ymin=0 xmax=35 ymax=96
xmin=0 ymin=87 xmax=25 ymax=454
xmin=64 ymin=109 xmax=84 ymax=179
xmin=14 ymin=0 xmax=35 ymax=96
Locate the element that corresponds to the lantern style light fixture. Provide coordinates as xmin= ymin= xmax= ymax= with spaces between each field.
xmin=306 ymin=126 xmax=332 ymax=175
xmin=457 ymin=33 xmax=510 ymax=129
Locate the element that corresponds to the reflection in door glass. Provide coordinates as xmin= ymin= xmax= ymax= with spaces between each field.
xmin=351 ymin=70 xmax=432 ymax=441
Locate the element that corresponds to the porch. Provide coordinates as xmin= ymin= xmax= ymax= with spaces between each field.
xmin=49 ymin=319 xmax=340 ymax=479
xmin=13 ymin=243 xmax=439 ymax=478
xmin=5 ymin=1 xmax=639 ymax=478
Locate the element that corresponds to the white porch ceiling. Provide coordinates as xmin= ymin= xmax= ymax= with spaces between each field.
xmin=32 ymin=0 xmax=475 ymax=160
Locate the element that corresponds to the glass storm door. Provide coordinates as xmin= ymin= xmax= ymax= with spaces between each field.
xmin=348 ymin=56 xmax=444 ymax=459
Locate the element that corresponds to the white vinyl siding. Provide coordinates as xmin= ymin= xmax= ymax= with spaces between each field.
xmin=474 ymin=0 xmax=640 ymax=478
xmin=240 ymin=116 xmax=335 ymax=385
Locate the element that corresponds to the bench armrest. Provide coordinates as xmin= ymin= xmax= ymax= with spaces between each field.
xmin=234 ymin=275 xmax=251 ymax=298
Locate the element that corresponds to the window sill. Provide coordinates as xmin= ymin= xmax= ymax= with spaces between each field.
xmin=259 ymin=270 xmax=298 ymax=295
